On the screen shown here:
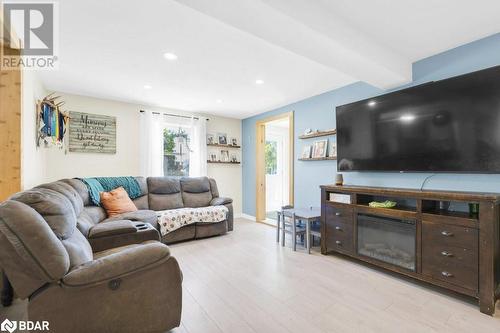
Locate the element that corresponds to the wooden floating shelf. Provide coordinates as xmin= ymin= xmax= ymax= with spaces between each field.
xmin=298 ymin=156 xmax=337 ymax=161
xmin=207 ymin=160 xmax=241 ymax=164
xmin=298 ymin=129 xmax=336 ymax=139
xmin=207 ymin=143 xmax=241 ymax=148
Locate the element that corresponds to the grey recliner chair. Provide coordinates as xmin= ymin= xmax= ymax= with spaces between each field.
xmin=0 ymin=185 xmax=182 ymax=333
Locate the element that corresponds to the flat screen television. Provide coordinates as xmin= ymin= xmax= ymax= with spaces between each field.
xmin=336 ymin=65 xmax=500 ymax=173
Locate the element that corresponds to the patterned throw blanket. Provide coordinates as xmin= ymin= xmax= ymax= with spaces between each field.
xmin=157 ymin=206 xmax=229 ymax=236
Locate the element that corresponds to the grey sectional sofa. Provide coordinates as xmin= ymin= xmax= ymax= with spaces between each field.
xmin=0 ymin=176 xmax=233 ymax=333
xmin=64 ymin=176 xmax=233 ymax=245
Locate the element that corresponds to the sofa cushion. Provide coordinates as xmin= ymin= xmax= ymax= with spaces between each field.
xmin=147 ymin=177 xmax=184 ymax=211
xmin=62 ymin=178 xmax=91 ymax=206
xmin=100 ymin=187 xmax=138 ymax=217
xmin=36 ymin=181 xmax=84 ymax=217
xmin=10 ymin=188 xmax=77 ymax=240
xmin=102 ymin=210 xmax=158 ymax=229
xmin=180 ymin=177 xmax=212 ymax=208
xmin=0 ymin=201 xmax=70 ymax=284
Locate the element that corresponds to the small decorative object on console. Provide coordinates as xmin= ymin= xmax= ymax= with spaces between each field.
xmin=329 ymin=192 xmax=350 ymax=203
xmin=335 ymin=173 xmax=343 ymax=186
xmin=368 ymin=200 xmax=397 ymax=208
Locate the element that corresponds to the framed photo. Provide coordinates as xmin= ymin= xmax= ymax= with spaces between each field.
xmin=329 ymin=141 xmax=337 ymax=158
xmin=312 ymin=140 xmax=328 ymax=158
xmin=220 ymin=150 xmax=230 ymax=162
xmin=209 ymin=151 xmax=218 ymax=162
xmin=301 ymin=145 xmax=312 ymax=159
xmin=230 ymin=137 xmax=238 ymax=146
xmin=217 ymin=133 xmax=227 ymax=145
xmin=230 ymin=153 xmax=238 ymax=163
xmin=206 ymin=133 xmax=215 ymax=145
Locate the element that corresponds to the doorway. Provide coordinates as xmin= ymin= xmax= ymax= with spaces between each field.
xmin=256 ymin=112 xmax=294 ymax=224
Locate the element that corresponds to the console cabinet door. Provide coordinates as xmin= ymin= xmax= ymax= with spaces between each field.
xmin=422 ymin=220 xmax=478 ymax=292
xmin=325 ymin=204 xmax=354 ymax=254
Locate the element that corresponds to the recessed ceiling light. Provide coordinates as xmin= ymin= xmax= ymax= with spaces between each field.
xmin=216 ymin=99 xmax=223 ymax=103
xmin=368 ymin=100 xmax=376 ymax=107
xmin=163 ymin=52 xmax=178 ymax=61
xmin=143 ymin=85 xmax=152 ymax=90
xmin=255 ymin=79 xmax=264 ymax=85
xmin=400 ymin=114 xmax=415 ymax=122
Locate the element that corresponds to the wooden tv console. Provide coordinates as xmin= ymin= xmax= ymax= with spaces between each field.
xmin=320 ymin=185 xmax=500 ymax=315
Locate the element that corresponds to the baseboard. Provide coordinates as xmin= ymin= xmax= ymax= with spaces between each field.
xmin=237 ymin=213 xmax=256 ymax=221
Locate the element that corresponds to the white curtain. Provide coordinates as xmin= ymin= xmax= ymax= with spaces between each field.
xmin=190 ymin=117 xmax=207 ymax=177
xmin=139 ymin=110 xmax=207 ymax=177
xmin=139 ymin=110 xmax=164 ymax=177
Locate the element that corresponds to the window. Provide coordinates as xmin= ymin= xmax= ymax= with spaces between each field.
xmin=163 ymin=125 xmax=191 ymax=176
xmin=265 ymin=140 xmax=277 ymax=175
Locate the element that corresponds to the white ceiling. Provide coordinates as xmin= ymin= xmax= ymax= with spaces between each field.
xmin=32 ymin=0 xmax=500 ymax=119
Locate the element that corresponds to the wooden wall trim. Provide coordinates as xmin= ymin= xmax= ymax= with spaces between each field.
xmin=0 ymin=46 xmax=22 ymax=201
xmin=255 ymin=111 xmax=294 ymax=222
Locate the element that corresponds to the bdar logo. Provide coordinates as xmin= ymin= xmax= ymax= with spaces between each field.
xmin=0 ymin=319 xmax=17 ymax=333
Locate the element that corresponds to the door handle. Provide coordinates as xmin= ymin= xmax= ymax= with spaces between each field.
xmin=440 ymin=251 xmax=453 ymax=257
xmin=335 ymin=226 xmax=342 ymax=231
xmin=441 ymin=231 xmax=454 ymax=237
xmin=441 ymin=271 xmax=453 ymax=278
xmin=335 ymin=212 xmax=341 ymax=216
xmin=335 ymin=240 xmax=342 ymax=245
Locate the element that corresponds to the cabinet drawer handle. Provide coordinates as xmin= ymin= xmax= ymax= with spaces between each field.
xmin=335 ymin=212 xmax=342 ymax=216
xmin=441 ymin=251 xmax=453 ymax=257
xmin=335 ymin=226 xmax=342 ymax=231
xmin=335 ymin=240 xmax=342 ymax=245
xmin=441 ymin=231 xmax=454 ymax=237
xmin=441 ymin=271 xmax=453 ymax=278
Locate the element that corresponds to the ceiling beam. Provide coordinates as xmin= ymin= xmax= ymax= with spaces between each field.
xmin=173 ymin=0 xmax=412 ymax=89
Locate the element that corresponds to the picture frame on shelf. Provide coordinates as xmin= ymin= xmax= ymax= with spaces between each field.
xmin=312 ymin=140 xmax=328 ymax=158
xmin=329 ymin=141 xmax=337 ymax=158
xmin=217 ymin=133 xmax=227 ymax=145
xmin=207 ymin=133 xmax=215 ymax=145
xmin=209 ymin=151 xmax=218 ymax=162
xmin=230 ymin=153 xmax=238 ymax=163
xmin=230 ymin=137 xmax=238 ymax=146
xmin=220 ymin=149 xmax=229 ymax=162
xmin=301 ymin=145 xmax=312 ymax=159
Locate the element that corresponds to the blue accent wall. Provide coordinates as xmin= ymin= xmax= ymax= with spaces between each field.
xmin=242 ymin=33 xmax=500 ymax=216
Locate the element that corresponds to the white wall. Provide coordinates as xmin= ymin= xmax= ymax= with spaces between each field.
xmin=43 ymin=93 xmax=143 ymax=180
xmin=21 ymin=71 xmax=47 ymax=189
xmin=27 ymin=92 xmax=242 ymax=214
xmin=206 ymin=116 xmax=243 ymax=215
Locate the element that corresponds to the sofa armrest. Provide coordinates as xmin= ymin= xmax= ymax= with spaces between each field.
xmin=210 ymin=197 xmax=233 ymax=206
xmin=88 ymin=221 xmax=160 ymax=253
xmin=88 ymin=220 xmax=137 ymax=238
xmin=63 ymin=242 xmax=170 ymax=286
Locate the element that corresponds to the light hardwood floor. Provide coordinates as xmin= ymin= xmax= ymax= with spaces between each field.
xmin=2 ymin=218 xmax=500 ymax=332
